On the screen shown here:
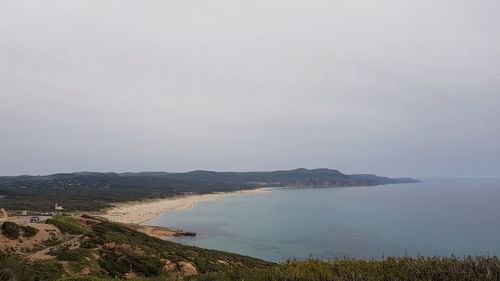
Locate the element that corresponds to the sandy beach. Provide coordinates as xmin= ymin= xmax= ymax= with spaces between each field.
xmin=102 ymin=188 xmax=271 ymax=225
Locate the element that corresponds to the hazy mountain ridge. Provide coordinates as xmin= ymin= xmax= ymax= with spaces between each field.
xmin=0 ymin=168 xmax=418 ymax=187
xmin=0 ymin=169 xmax=418 ymax=212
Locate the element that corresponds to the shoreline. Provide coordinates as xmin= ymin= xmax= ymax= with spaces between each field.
xmin=102 ymin=187 xmax=272 ymax=225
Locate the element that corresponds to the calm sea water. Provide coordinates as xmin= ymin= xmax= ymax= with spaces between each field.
xmin=148 ymin=178 xmax=500 ymax=262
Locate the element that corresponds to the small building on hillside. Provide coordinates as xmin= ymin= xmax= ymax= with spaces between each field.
xmin=0 ymin=208 xmax=7 ymax=219
xmin=55 ymin=203 xmax=64 ymax=212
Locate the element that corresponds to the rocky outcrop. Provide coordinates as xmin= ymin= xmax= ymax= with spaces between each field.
xmin=217 ymin=260 xmax=230 ymax=266
xmin=102 ymin=242 xmax=116 ymax=250
xmin=101 ymin=242 xmax=145 ymax=256
xmin=161 ymin=259 xmax=177 ymax=271
xmin=161 ymin=259 xmax=197 ymax=276
xmin=178 ymin=261 xmax=198 ymax=277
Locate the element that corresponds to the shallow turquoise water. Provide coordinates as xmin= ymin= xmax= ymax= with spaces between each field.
xmin=148 ymin=178 xmax=500 ymax=262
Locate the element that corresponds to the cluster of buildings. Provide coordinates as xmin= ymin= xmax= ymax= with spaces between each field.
xmin=0 ymin=203 xmax=65 ymax=223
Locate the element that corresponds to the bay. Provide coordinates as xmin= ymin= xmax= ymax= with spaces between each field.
xmin=148 ymin=178 xmax=500 ymax=262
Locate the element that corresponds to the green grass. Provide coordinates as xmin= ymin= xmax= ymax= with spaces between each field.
xmin=49 ymin=247 xmax=93 ymax=262
xmin=98 ymin=251 xmax=164 ymax=278
xmin=57 ymin=276 xmax=180 ymax=281
xmin=2 ymin=247 xmax=500 ymax=281
xmin=0 ymin=252 xmax=63 ymax=281
xmin=46 ymin=215 xmax=90 ymax=235
xmin=193 ymin=257 xmax=500 ymax=281
xmin=53 ymin=257 xmax=500 ymax=281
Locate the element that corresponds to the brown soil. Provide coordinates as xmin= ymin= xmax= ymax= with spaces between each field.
xmin=0 ymin=222 xmax=61 ymax=253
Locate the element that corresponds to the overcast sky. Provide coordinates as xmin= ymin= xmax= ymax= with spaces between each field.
xmin=1 ymin=0 xmax=499 ymax=178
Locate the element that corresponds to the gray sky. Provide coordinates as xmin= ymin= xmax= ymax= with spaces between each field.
xmin=1 ymin=0 xmax=499 ymax=178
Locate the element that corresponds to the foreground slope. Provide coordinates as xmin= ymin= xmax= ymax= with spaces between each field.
xmin=0 ymin=215 xmax=272 ymax=280
xmin=1 ymin=216 xmax=499 ymax=281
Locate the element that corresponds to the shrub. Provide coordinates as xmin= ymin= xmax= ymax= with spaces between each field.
xmin=192 ymin=257 xmax=500 ymax=281
xmin=42 ymin=237 xmax=63 ymax=247
xmin=57 ymin=278 xmax=106 ymax=281
xmin=99 ymin=251 xmax=164 ymax=278
xmin=80 ymin=239 xmax=98 ymax=249
xmin=49 ymin=247 xmax=92 ymax=262
xmin=22 ymin=225 xmax=39 ymax=238
xmin=0 ymin=252 xmax=63 ymax=281
xmin=1 ymin=222 xmax=21 ymax=240
xmin=25 ymin=260 xmax=64 ymax=281
xmin=0 ymin=268 xmax=15 ymax=281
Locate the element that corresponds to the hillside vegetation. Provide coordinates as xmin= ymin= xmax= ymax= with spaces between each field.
xmin=2 ymin=253 xmax=499 ymax=281
xmin=0 ymin=215 xmax=272 ymax=281
xmin=1 ymin=216 xmax=498 ymax=281
xmin=0 ymin=169 xmax=418 ymax=211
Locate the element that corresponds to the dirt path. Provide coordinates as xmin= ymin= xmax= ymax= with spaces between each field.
xmin=0 ymin=223 xmax=60 ymax=252
xmin=28 ymin=235 xmax=82 ymax=261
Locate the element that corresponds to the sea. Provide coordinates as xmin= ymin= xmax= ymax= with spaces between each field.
xmin=147 ymin=178 xmax=500 ymax=262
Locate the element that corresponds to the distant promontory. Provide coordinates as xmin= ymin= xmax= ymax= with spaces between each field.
xmin=0 ymin=168 xmax=419 ymax=212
